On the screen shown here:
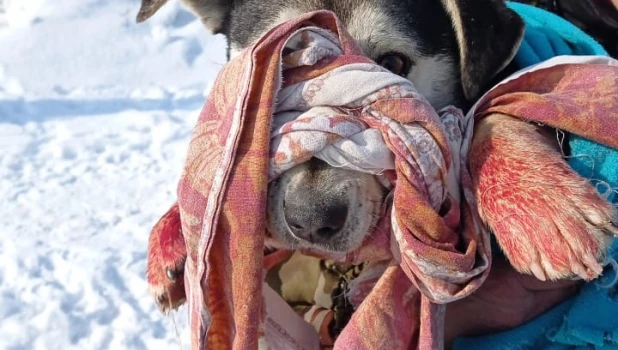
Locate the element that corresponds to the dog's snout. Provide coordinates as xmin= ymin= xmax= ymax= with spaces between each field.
xmin=284 ymin=200 xmax=348 ymax=242
xmin=268 ymin=157 xmax=386 ymax=252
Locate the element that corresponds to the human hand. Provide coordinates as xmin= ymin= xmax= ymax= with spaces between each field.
xmin=444 ymin=255 xmax=583 ymax=349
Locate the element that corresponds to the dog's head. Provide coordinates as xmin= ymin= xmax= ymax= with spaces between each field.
xmin=137 ymin=0 xmax=524 ymax=253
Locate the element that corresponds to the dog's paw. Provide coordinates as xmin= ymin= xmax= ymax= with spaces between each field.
xmin=471 ymin=114 xmax=618 ymax=281
xmin=146 ymin=202 xmax=188 ymax=313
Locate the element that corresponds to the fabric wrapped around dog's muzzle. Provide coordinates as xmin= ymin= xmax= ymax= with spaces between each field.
xmin=268 ymin=26 xmax=488 ymax=301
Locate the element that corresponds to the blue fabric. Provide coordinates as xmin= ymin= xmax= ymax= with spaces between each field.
xmin=452 ymin=3 xmax=618 ymax=349
xmin=507 ymin=2 xmax=607 ymax=66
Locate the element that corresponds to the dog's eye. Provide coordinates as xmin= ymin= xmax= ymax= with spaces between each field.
xmin=165 ymin=263 xmax=185 ymax=282
xmin=377 ymin=53 xmax=412 ymax=76
xmin=166 ymin=268 xmax=177 ymax=282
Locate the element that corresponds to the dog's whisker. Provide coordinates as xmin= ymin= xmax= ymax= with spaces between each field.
xmin=166 ymin=291 xmax=183 ymax=350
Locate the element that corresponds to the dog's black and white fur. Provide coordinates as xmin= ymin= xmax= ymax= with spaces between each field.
xmin=137 ymin=0 xmax=524 ymax=253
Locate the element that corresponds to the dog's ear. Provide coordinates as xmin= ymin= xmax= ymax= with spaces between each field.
xmin=136 ymin=0 xmax=233 ymax=34
xmin=136 ymin=0 xmax=168 ymax=24
xmin=440 ymin=0 xmax=525 ymax=101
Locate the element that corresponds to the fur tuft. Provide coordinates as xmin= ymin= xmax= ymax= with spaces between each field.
xmin=146 ymin=203 xmax=188 ymax=313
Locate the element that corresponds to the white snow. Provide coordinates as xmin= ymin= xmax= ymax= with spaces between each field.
xmin=0 ymin=0 xmax=226 ymax=348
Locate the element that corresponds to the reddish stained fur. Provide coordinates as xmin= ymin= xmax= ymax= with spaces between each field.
xmin=146 ymin=202 xmax=187 ymax=313
xmin=471 ymin=114 xmax=617 ymax=281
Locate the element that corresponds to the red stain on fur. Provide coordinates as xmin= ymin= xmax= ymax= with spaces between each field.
xmin=470 ymin=114 xmax=616 ymax=281
xmin=146 ymin=202 xmax=187 ymax=313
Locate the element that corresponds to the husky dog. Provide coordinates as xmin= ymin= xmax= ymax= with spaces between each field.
xmin=139 ymin=0 xmax=617 ymax=307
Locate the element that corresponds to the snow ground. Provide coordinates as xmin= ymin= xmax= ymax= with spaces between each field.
xmin=0 ymin=0 xmax=226 ymax=349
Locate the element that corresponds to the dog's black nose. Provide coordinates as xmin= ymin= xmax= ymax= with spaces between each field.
xmin=284 ymin=200 xmax=348 ymax=243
